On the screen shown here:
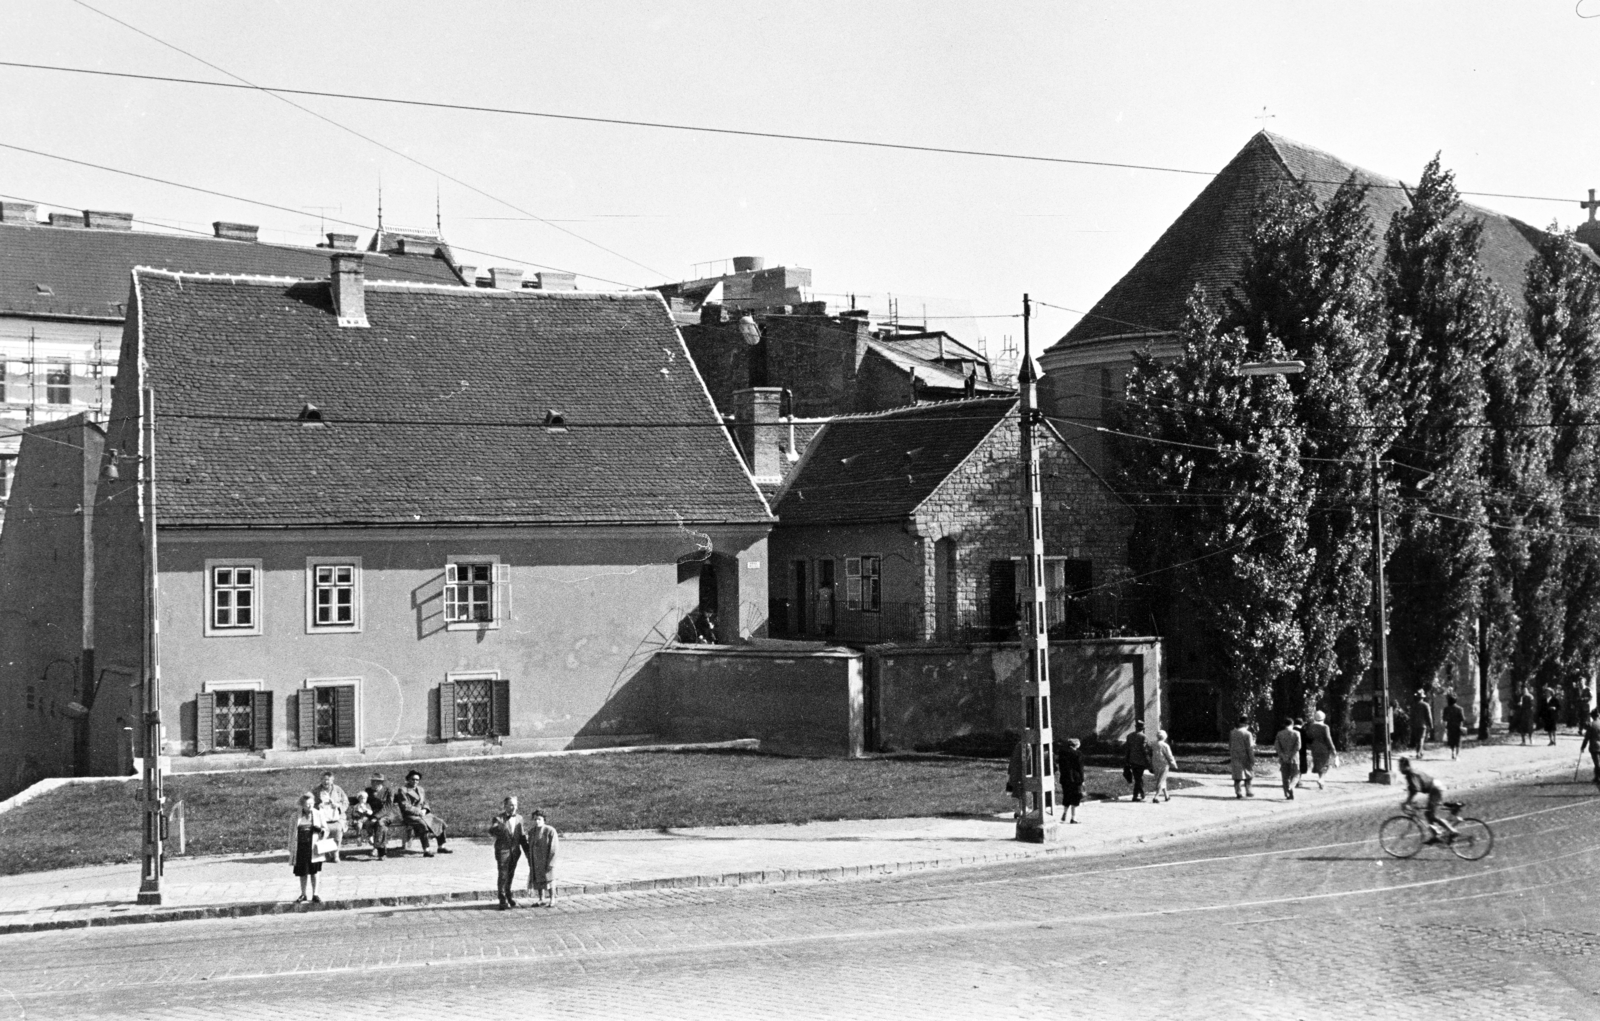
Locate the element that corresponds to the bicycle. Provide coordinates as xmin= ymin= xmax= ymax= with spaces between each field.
xmin=1378 ymin=800 xmax=1494 ymax=861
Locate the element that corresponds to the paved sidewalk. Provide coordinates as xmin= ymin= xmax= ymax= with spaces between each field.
xmin=0 ymin=735 xmax=1589 ymax=935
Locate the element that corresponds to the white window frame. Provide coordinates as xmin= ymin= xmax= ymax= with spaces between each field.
xmin=303 ymin=676 xmax=362 ymax=750
xmin=444 ymin=555 xmax=509 ymax=631
xmin=305 ymin=557 xmax=362 ymax=634
xmin=204 ymin=559 xmax=264 ymax=637
xmin=445 ymin=669 xmax=500 ymax=739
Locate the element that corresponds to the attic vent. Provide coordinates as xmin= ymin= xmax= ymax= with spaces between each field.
xmin=298 ymin=403 xmax=326 ymax=427
xmin=34 ymin=283 xmax=52 ymax=296
xmin=544 ymin=410 xmax=568 ymax=434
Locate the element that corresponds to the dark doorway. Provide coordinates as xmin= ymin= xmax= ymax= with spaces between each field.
xmin=817 ymin=558 xmax=836 ymax=636
xmin=988 ymin=560 xmax=1018 ymax=640
xmin=793 ymin=560 xmax=808 ymax=636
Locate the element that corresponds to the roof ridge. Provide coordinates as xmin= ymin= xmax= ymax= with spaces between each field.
xmin=819 ymin=396 xmax=1017 ymax=424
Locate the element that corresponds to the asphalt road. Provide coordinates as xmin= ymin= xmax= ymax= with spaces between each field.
xmin=2 ymin=774 xmax=1597 ymax=1020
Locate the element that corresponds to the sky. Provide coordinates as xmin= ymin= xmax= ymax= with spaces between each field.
xmin=3 ymin=1 xmax=1598 ymax=362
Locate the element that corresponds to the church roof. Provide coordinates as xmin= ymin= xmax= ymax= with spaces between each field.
xmin=1048 ymin=132 xmax=1551 ymax=353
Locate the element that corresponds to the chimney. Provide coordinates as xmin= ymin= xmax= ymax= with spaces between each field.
xmin=730 ymin=387 xmax=786 ymax=482
xmin=489 ymin=267 xmax=523 ymax=290
xmin=1 ymin=201 xmax=36 ymax=224
xmin=83 ymin=210 xmax=134 ymax=230
xmin=48 ymin=212 xmax=82 ymax=227
xmin=534 ymin=271 xmax=577 ymax=291
xmin=212 ymin=221 xmax=259 ymax=242
xmin=330 ymin=253 xmax=368 ymax=328
xmin=456 ymin=265 xmax=476 ymax=285
xmin=324 ymin=232 xmax=358 ymax=251
xmin=398 ymin=236 xmax=437 ymax=256
xmin=732 ymin=255 xmax=765 ymax=273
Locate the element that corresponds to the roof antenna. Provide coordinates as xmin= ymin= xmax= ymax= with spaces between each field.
xmin=376 ymin=179 xmax=384 ymax=235
xmin=435 ymin=182 xmax=442 ymax=236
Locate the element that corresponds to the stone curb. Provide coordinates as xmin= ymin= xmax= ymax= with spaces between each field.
xmin=0 ymin=753 xmax=1581 ymax=938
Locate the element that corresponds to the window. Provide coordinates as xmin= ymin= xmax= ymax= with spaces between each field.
xmin=297 ymin=679 xmax=358 ymax=748
xmin=845 ymin=555 xmax=881 ymax=613
xmin=194 ymin=683 xmax=272 ymax=753
xmin=306 ymin=558 xmax=361 ymax=632
xmin=444 ymin=558 xmax=509 ymax=629
xmin=206 ymin=560 xmax=263 ymax=636
xmin=1013 ymin=557 xmax=1094 ymax=633
xmin=45 ymin=362 xmax=70 ymax=405
xmin=439 ymin=673 xmax=510 ymax=740
xmin=0 ymin=455 xmax=14 ymax=502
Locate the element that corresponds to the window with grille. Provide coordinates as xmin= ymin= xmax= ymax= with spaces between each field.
xmin=437 ymin=676 xmax=511 ymax=740
xmin=444 ymin=560 xmax=509 ymax=629
xmin=297 ymin=682 xmax=357 ymax=748
xmin=307 ymin=560 xmax=360 ymax=632
xmin=207 ymin=561 xmax=262 ymax=635
xmin=45 ymin=363 xmax=70 ymax=405
xmin=214 ymin=690 xmax=253 ymax=749
xmin=454 ymin=678 xmax=492 ymax=737
xmin=195 ymin=687 xmax=272 ymax=753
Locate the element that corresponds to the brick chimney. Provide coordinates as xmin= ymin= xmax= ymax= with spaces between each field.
xmin=83 ymin=210 xmax=133 ymax=230
xmin=330 ymin=253 xmax=368 ymax=328
xmin=730 ymin=387 xmax=786 ymax=482
xmin=324 ymin=232 xmax=359 ymax=251
xmin=212 ymin=221 xmax=259 ymax=242
xmin=1 ymin=201 xmax=37 ymax=225
xmin=489 ymin=267 xmax=523 ymax=290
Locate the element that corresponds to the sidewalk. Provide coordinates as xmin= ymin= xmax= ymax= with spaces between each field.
xmin=0 ymin=735 xmax=1588 ymax=935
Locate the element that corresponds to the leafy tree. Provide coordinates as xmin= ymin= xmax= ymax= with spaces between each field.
xmin=1117 ymin=301 xmax=1312 ymax=726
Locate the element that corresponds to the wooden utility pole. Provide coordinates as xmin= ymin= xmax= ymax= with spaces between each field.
xmin=1369 ymin=452 xmax=1393 ymax=785
xmin=137 ymin=387 xmax=165 ymax=904
xmin=1016 ymin=294 xmax=1061 ymax=843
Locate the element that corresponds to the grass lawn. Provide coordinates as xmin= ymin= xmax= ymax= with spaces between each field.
xmin=0 ymin=751 xmax=1162 ymax=876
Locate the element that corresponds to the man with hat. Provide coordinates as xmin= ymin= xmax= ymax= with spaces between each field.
xmin=395 ymin=769 xmax=450 ymax=857
xmin=363 ymin=772 xmax=397 ymax=860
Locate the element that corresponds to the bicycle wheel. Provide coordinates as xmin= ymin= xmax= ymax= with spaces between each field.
xmin=1448 ymin=818 xmax=1494 ymax=861
xmin=1379 ymin=815 xmax=1426 ymax=858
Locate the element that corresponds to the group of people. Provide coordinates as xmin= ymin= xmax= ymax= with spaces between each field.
xmin=1227 ymin=713 xmax=1337 ymax=801
xmin=288 ymin=768 xmax=452 ymax=902
xmin=1508 ymin=683 xmax=1594 ymax=747
xmin=1121 ymin=721 xmax=1179 ymax=803
xmin=487 ymin=797 xmax=560 ymax=909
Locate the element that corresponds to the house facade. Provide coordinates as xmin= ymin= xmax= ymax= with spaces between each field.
xmin=54 ymin=257 xmax=771 ymax=777
xmin=767 ymin=398 xmax=1132 ymax=645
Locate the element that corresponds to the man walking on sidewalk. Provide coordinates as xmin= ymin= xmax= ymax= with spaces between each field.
xmin=1275 ymin=719 xmax=1301 ymax=800
xmin=1124 ymin=720 xmax=1151 ymax=802
xmin=1229 ymin=720 xmax=1256 ymax=799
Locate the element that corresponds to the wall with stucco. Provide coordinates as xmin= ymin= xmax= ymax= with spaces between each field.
xmin=766 ymin=522 xmax=923 ymax=643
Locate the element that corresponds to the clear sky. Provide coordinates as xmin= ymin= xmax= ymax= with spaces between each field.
xmin=3 ymin=2 xmax=1595 ymax=360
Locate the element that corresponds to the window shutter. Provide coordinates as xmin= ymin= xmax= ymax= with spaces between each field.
xmin=297 ymin=690 xmax=316 ymax=748
xmin=438 ymin=682 xmax=457 ymax=740
xmin=195 ymin=692 xmax=215 ymax=754
xmin=492 ymin=678 xmax=511 ymax=737
xmin=252 ymin=690 xmax=273 ymax=750
xmin=335 ymin=685 xmax=357 ymax=747
xmin=495 ymin=562 xmax=511 ymax=623
xmin=444 ymin=563 xmax=459 ymax=622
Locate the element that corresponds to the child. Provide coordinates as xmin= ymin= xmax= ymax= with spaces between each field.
xmin=526 ymin=809 xmax=559 ymax=907
xmin=347 ymin=791 xmax=375 ymax=855
xmin=487 ymin=796 xmax=527 ymax=909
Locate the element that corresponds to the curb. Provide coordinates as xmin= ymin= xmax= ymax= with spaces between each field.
xmin=1 ymin=753 xmax=1585 ymax=938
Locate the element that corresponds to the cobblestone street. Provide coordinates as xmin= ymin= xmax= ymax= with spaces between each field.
xmin=2 ymin=775 xmax=1596 ymax=1020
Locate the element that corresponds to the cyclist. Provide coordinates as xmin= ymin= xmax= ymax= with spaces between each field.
xmin=1399 ymin=757 xmax=1458 ymax=843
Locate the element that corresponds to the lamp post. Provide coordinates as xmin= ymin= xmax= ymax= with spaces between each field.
xmin=1368 ymin=452 xmax=1393 ymax=784
xmin=1015 ymin=293 xmax=1060 ymax=844
xmin=136 ymin=387 xmax=164 ymax=905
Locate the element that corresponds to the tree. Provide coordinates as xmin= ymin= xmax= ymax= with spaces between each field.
xmin=1117 ymin=300 xmax=1312 ymax=726
xmin=1378 ymin=156 xmax=1497 ymax=703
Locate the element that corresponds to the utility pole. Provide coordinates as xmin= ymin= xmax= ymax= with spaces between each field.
xmin=1016 ymin=294 xmax=1060 ymax=843
xmin=137 ymin=387 xmax=165 ymax=905
xmin=1369 ymin=452 xmax=1392 ymax=785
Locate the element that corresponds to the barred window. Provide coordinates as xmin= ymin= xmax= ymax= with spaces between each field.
xmin=214 ymin=690 xmax=254 ymax=749
xmin=454 ymin=678 xmax=492 ymax=738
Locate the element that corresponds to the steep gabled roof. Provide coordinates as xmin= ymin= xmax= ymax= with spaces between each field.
xmin=0 ymin=222 xmax=463 ymax=319
xmin=773 ymin=398 xmax=1015 ymax=525
xmin=1049 ymin=131 xmax=1549 ymax=352
xmin=131 ymin=270 xmax=772 ymax=528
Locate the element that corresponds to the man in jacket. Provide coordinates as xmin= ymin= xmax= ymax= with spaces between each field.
xmin=487 ymin=796 xmax=527 ymax=909
xmin=1124 ymin=720 xmax=1151 ymax=802
xmin=1228 ymin=721 xmax=1256 ymax=799
xmin=1274 ymin=720 xmax=1302 ymax=800
xmin=395 ymin=770 xmax=451 ymax=857
xmin=363 ymin=772 xmax=396 ymax=860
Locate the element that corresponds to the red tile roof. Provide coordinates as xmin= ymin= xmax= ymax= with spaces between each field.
xmin=1 ymin=222 xmax=462 ymax=319
xmin=773 ymin=399 xmax=1015 ymax=525
xmin=132 ymin=270 xmax=772 ymax=527
xmin=1050 ymin=131 xmax=1549 ymax=352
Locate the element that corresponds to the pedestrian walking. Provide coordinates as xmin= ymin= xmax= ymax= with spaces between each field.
xmin=487 ymin=796 xmax=528 ymax=910
xmin=364 ymin=772 xmax=397 ymax=860
xmin=1295 ymin=717 xmax=1309 ymax=783
xmin=312 ymin=771 xmax=349 ymax=862
xmin=1541 ymin=684 xmax=1562 ymax=745
xmin=1274 ymin=719 xmax=1301 ymax=800
xmin=1148 ymin=729 xmax=1177 ymax=803
xmin=1442 ymin=693 xmax=1465 ymax=760
xmin=1579 ymin=683 xmax=1594 ymax=733
xmin=395 ymin=770 xmax=451 ymax=856
xmin=1409 ymin=690 xmax=1431 ymax=758
xmin=1124 ymin=720 xmax=1150 ymax=802
xmin=1303 ymin=711 xmax=1336 ymax=789
xmin=1057 ymin=738 xmax=1084 ymax=824
xmin=526 ymin=810 xmax=559 ymax=907
xmin=1228 ymin=721 xmax=1256 ymax=799
xmin=1581 ymin=709 xmax=1600 ymax=790
xmin=1006 ymin=738 xmax=1027 ymax=818
xmin=1516 ymin=690 xmax=1536 ymax=745
xmin=288 ymin=793 xmax=326 ymax=904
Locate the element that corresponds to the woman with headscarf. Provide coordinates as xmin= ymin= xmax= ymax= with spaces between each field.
xmin=1303 ymin=711 xmax=1336 ymax=789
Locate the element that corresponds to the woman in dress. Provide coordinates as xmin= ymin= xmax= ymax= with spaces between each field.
xmin=1442 ymin=692 xmax=1465 ymax=760
xmin=1058 ymin=737 xmax=1085 ymax=824
xmin=1148 ymin=730 xmax=1177 ymax=804
xmin=289 ymin=792 xmax=325 ymax=904
xmin=1303 ymin=710 xmax=1337 ymax=789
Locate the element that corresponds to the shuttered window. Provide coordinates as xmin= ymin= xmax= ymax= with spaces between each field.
xmin=296 ymin=684 xmax=357 ymax=748
xmin=439 ymin=676 xmax=511 ymax=739
xmin=197 ymin=687 xmax=272 ymax=752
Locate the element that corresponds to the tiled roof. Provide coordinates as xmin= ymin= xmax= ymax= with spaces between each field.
xmin=133 ymin=271 xmax=772 ymax=527
xmin=1050 ymin=131 xmax=1549 ymax=351
xmin=864 ymin=340 xmax=1013 ymax=393
xmin=0 ymin=223 xmax=462 ymax=319
xmin=875 ymin=331 xmax=988 ymax=368
xmin=773 ymin=398 xmax=1015 ymax=525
